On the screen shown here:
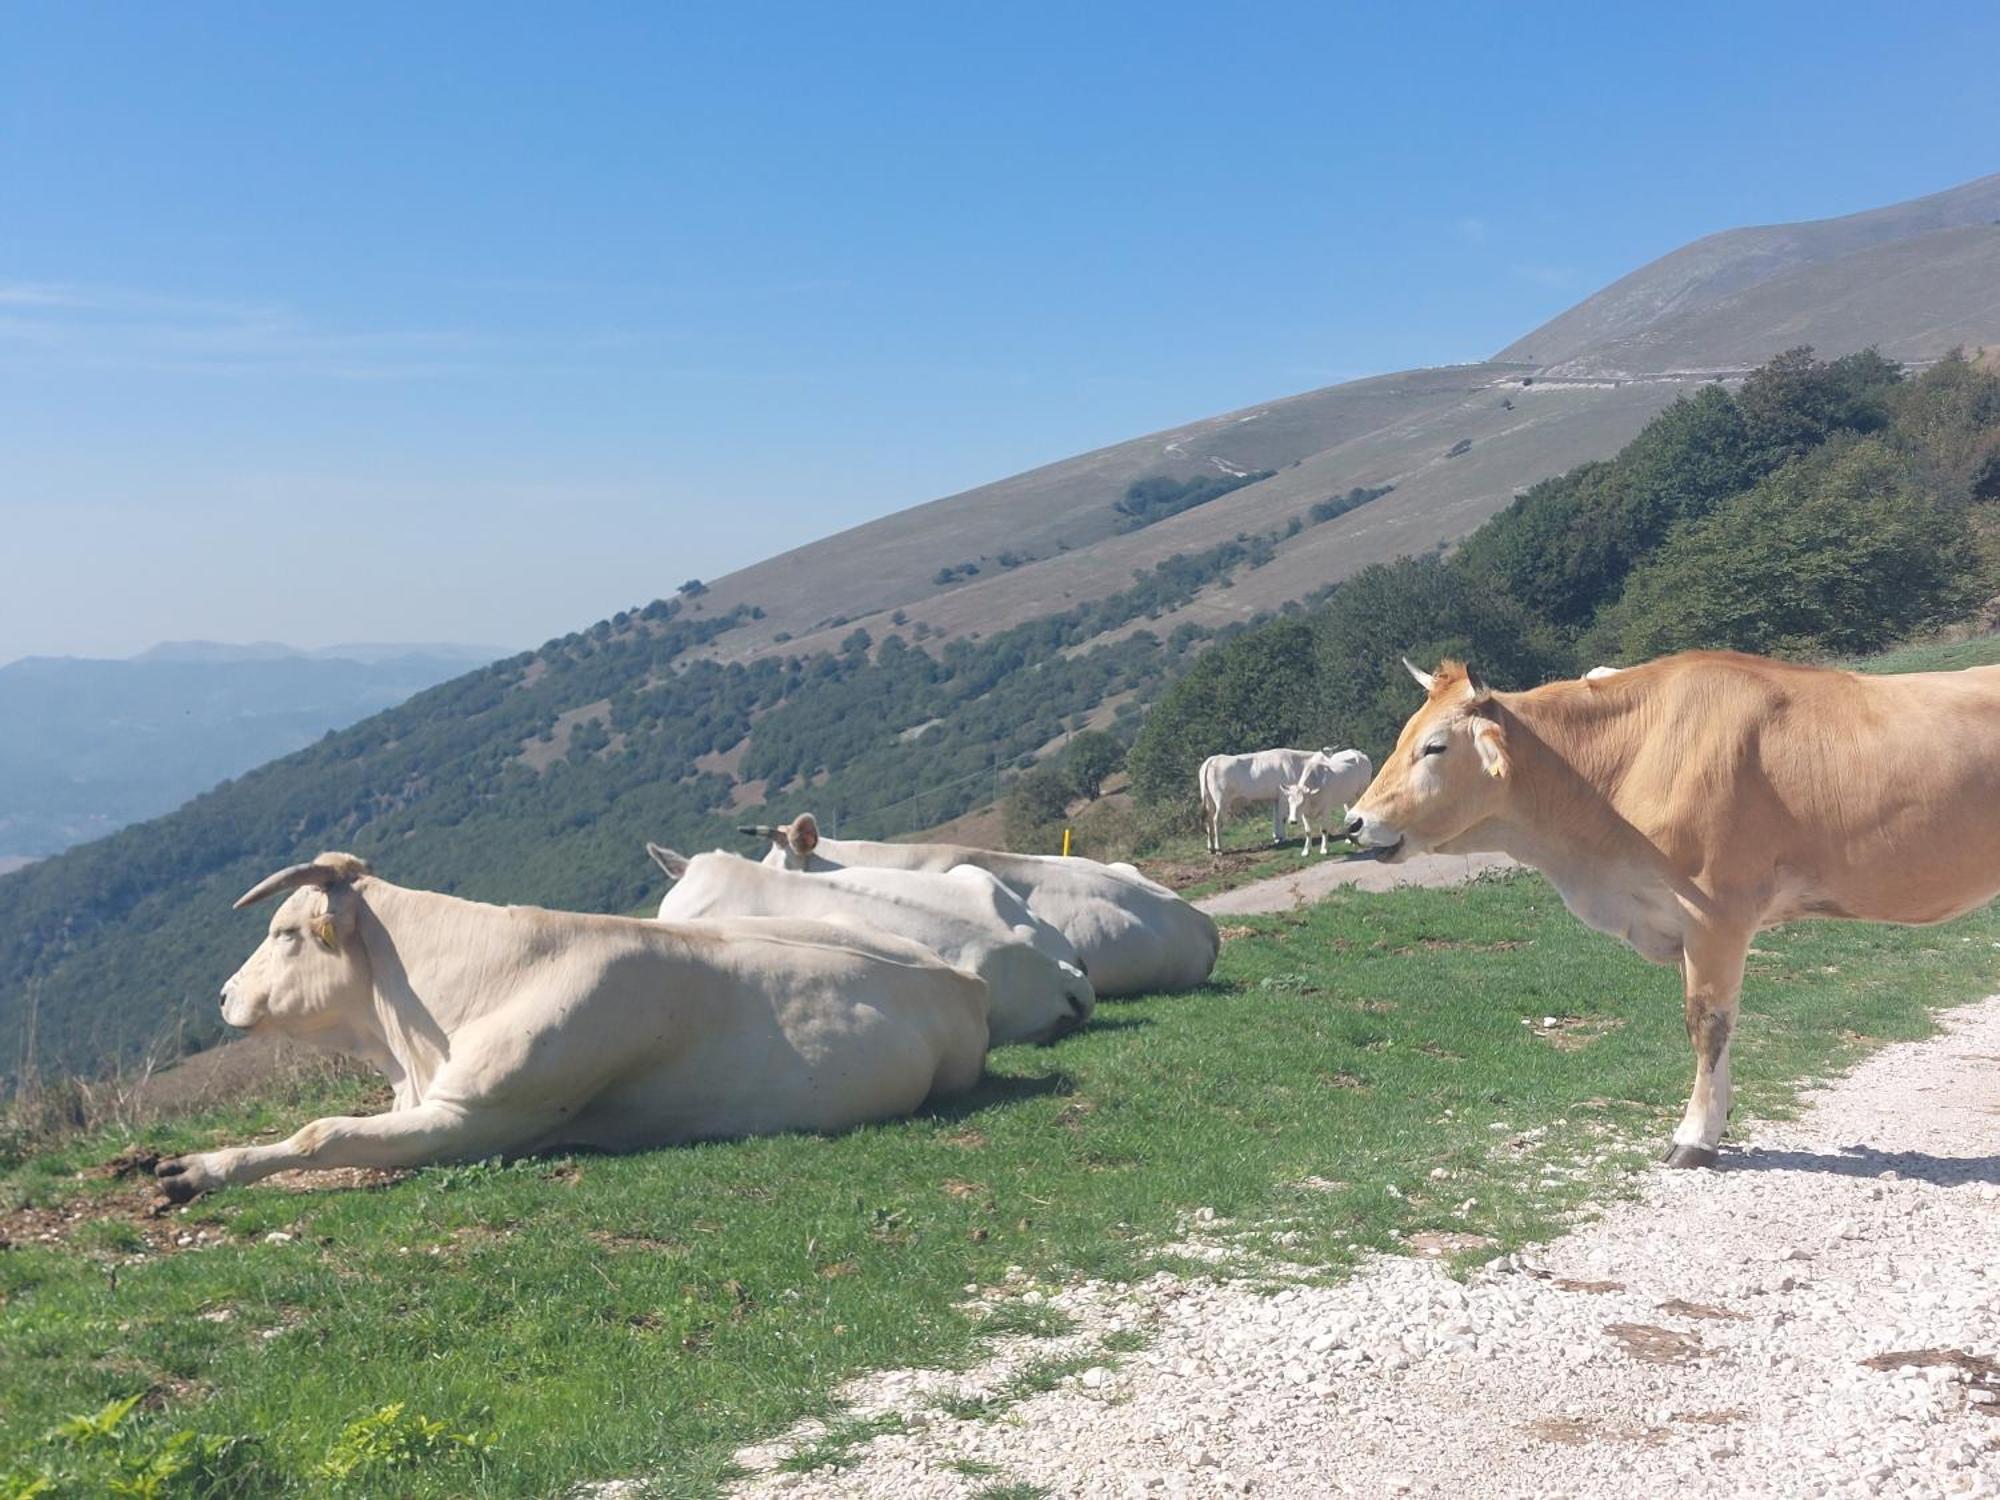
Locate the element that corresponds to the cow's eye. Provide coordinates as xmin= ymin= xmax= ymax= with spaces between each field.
xmin=1420 ymin=740 xmax=1447 ymax=757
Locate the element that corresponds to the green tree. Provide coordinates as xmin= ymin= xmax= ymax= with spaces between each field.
xmin=1062 ymin=730 xmax=1126 ymax=800
xmin=1126 ymin=618 xmax=1319 ymax=804
xmin=1736 ymin=346 xmax=1899 ymax=470
xmin=1003 ymin=763 xmax=1076 ymax=847
xmin=1604 ymin=437 xmax=1976 ymax=660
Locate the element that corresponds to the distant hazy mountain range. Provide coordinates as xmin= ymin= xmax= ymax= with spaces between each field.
xmin=0 ymin=642 xmax=506 ymax=863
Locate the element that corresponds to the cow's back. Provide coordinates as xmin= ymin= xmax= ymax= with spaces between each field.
xmin=1575 ymin=652 xmax=2000 ymax=927
xmin=798 ymin=838 xmax=1217 ymax=996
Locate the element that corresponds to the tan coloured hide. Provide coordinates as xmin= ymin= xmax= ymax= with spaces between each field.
xmin=1345 ymin=651 xmax=2000 ymax=1166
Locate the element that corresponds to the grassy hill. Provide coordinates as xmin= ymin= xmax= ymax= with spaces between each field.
xmin=6 ymin=172 xmax=2000 ymax=1083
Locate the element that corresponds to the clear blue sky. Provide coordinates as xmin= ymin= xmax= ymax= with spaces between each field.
xmin=3 ymin=2 xmax=1995 ymax=662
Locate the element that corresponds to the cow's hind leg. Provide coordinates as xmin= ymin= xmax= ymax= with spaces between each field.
xmin=1665 ymin=925 xmax=1747 ymax=1169
xmin=156 ymin=1101 xmax=543 ymax=1200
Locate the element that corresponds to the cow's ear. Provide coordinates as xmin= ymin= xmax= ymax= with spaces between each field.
xmin=789 ymin=813 xmax=820 ymax=858
xmin=311 ymin=914 xmax=340 ymax=952
xmin=1470 ymin=714 xmax=1509 ymax=779
xmin=1462 ymin=662 xmax=1490 ymax=699
xmin=646 ymin=842 xmax=689 ymax=880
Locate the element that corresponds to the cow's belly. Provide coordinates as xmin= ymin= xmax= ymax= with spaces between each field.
xmin=473 ymin=975 xmax=985 ymax=1155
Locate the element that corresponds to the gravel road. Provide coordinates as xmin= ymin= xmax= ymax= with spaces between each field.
xmin=725 ymin=994 xmax=2000 ymax=1499
xmin=1196 ymin=852 xmax=1519 ymax=916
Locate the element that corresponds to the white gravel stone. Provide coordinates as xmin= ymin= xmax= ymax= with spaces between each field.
xmin=700 ymin=994 xmax=2000 ymax=1500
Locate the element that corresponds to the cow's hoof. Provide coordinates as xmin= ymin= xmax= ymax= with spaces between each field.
xmin=154 ymin=1158 xmax=206 ymax=1203
xmin=1662 ymin=1143 xmax=1719 ymax=1170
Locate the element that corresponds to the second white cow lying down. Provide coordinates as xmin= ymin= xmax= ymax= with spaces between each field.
xmin=155 ymin=853 xmax=988 ymax=1200
xmin=648 ymin=846 xmax=1095 ymax=1045
xmin=741 ymin=814 xmax=1219 ymax=998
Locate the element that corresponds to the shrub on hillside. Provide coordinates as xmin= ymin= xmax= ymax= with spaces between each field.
xmin=1063 ymin=730 xmax=1126 ymax=800
xmin=1600 ymin=437 xmax=1978 ymax=660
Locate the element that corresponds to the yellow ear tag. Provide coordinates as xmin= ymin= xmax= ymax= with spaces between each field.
xmin=312 ymin=917 xmax=339 ymax=952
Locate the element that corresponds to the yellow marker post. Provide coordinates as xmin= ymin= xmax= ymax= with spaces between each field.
xmin=1061 ymin=828 xmax=1072 ymax=857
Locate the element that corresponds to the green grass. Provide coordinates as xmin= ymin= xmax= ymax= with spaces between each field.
xmin=1134 ymin=810 xmax=1356 ymax=900
xmin=1846 ymin=631 xmax=2000 ymax=675
xmin=6 ymin=874 xmax=1999 ymax=1495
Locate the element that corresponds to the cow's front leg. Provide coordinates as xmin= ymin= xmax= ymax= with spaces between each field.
xmin=1298 ymin=815 xmax=1311 ymax=858
xmin=1665 ymin=925 xmax=1747 ymax=1169
xmin=1271 ymin=801 xmax=1285 ymax=846
xmin=155 ymin=1101 xmax=536 ymax=1201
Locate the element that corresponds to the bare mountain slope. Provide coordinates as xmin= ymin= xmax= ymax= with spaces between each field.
xmin=681 ymin=172 xmax=2000 ymax=672
xmin=1496 ymin=171 xmax=2000 ymax=371
xmin=1546 ymin=224 xmax=2000 ymax=378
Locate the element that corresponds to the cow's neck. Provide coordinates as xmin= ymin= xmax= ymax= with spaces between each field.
xmin=351 ymin=881 xmax=541 ymax=1105
xmin=1447 ymin=689 xmax=1689 ymax=964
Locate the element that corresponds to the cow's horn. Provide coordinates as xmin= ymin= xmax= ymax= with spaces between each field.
xmin=233 ymin=854 xmax=368 ymax=910
xmin=1401 ymin=657 xmax=1435 ymax=692
xmin=737 ymin=824 xmax=778 ymax=838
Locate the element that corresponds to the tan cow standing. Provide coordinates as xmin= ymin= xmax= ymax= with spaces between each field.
xmin=1343 ymin=651 xmax=2000 ymax=1168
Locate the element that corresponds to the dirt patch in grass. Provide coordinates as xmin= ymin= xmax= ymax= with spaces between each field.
xmin=1861 ymin=1347 xmax=2000 ymax=1408
xmin=1527 ymin=1015 xmax=1628 ymax=1051
xmin=1522 ymin=1268 xmax=1622 ymax=1293
xmin=589 ymin=1229 xmax=684 ymax=1255
xmin=1657 ymin=1297 xmax=1745 ymax=1321
xmin=1606 ymin=1322 xmax=1703 ymax=1366
xmin=1526 ymin=1415 xmax=1665 ymax=1446
xmin=259 ymin=1166 xmax=410 ymax=1194
xmin=1317 ymin=1071 xmax=1370 ymax=1092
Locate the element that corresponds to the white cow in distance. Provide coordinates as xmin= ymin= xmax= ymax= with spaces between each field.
xmin=1281 ymin=748 xmax=1374 ymax=857
xmin=1197 ymin=748 xmax=1333 ymax=853
xmin=741 ymin=814 xmax=1219 ymax=998
xmin=647 ymin=845 xmax=1094 ymax=1046
xmin=155 ymin=853 xmax=988 ymax=1200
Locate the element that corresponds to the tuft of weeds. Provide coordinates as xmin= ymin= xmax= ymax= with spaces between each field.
xmin=975 ymin=1302 xmax=1077 ymax=1340
xmin=775 ymin=1413 xmax=907 ymax=1475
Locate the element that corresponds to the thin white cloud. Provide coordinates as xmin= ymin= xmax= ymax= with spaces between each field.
xmin=0 ymin=281 xmax=498 ymax=381
xmin=1510 ymin=263 xmax=1578 ymax=289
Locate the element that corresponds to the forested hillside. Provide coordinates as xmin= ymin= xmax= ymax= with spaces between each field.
xmin=0 ymin=495 xmax=1387 ymax=1076
xmin=1127 ymin=348 xmax=2000 ymax=802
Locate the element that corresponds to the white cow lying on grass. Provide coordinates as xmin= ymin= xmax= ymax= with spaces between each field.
xmin=1198 ymin=748 xmax=1333 ymax=853
xmin=155 ymin=853 xmax=989 ymax=1200
xmin=743 ymin=814 xmax=1219 ymax=998
xmin=648 ymin=845 xmax=1095 ymax=1046
xmin=1281 ymin=748 xmax=1374 ymax=857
